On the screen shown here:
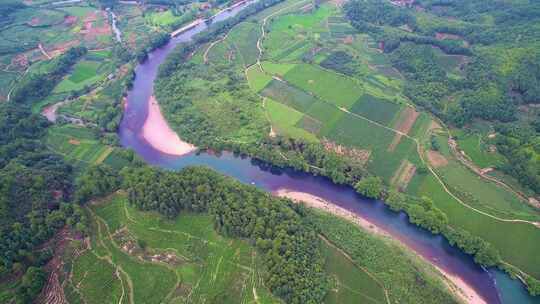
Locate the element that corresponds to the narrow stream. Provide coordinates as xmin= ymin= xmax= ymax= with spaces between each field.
xmin=118 ymin=1 xmax=540 ymax=303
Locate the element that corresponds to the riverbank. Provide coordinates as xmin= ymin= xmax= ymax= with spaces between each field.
xmin=275 ymin=188 xmax=487 ymax=304
xmin=142 ymin=96 xmax=196 ymax=156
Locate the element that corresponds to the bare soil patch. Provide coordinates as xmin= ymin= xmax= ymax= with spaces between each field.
xmin=113 ymin=228 xmax=186 ymax=267
xmin=390 ymin=160 xmax=416 ymax=190
xmin=342 ymin=35 xmax=354 ymax=44
xmin=394 ymin=106 xmax=419 ymax=134
xmin=63 ymin=15 xmax=78 ymax=26
xmin=435 ymin=32 xmax=463 ymax=41
xmin=427 ymin=150 xmax=448 ymax=168
xmin=36 ymin=228 xmax=78 ymax=304
xmin=69 ymin=139 xmax=81 ymax=145
xmin=49 ymin=40 xmax=80 ymax=58
xmin=323 ymin=139 xmax=370 ymax=165
xmin=330 ymin=0 xmax=346 ymax=7
xmin=388 ymin=107 xmax=418 ymax=152
xmin=429 ymin=120 xmax=442 ymax=132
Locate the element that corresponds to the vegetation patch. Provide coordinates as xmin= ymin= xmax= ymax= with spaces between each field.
xmin=349 ymin=94 xmax=402 ymax=126
xmin=284 ymin=64 xmax=362 ymax=108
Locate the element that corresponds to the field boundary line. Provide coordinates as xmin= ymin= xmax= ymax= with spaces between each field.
xmin=319 ymin=235 xmax=391 ymax=304
xmin=417 ymin=128 xmax=540 ymax=228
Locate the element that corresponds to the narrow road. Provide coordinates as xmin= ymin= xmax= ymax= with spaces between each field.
xmin=39 ymin=43 xmax=52 ymax=60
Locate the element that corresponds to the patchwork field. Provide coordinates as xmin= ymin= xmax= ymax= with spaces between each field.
xmin=45 ymin=125 xmax=128 ymax=169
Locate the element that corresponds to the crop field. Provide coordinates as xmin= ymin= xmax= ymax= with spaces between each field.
xmin=349 ymin=94 xmax=402 ymax=126
xmin=283 ymin=64 xmax=362 ymax=108
xmin=261 ymin=61 xmax=296 ymax=76
xmin=261 ymin=79 xmax=319 ymax=112
xmin=46 ymin=125 xmax=117 ymax=168
xmin=266 ymin=98 xmax=319 ymax=141
xmin=71 ymin=194 xmax=282 ymax=304
xmin=224 ymin=22 xmax=261 ymax=67
xmin=0 ymin=1 xmax=117 ymax=100
xmin=246 ymin=65 xmax=272 ymax=92
xmin=54 ymin=56 xmax=113 ymax=93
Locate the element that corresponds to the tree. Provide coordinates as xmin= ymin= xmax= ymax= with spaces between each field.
xmin=16 ymin=267 xmax=46 ymax=303
xmin=355 ymin=176 xmax=383 ymax=199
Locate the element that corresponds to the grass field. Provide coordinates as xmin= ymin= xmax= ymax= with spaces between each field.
xmin=246 ymin=65 xmax=272 ymax=92
xmin=452 ymin=129 xmax=505 ymax=168
xmin=283 ymin=64 xmax=363 ymax=108
xmin=266 ymin=98 xmax=319 ymax=142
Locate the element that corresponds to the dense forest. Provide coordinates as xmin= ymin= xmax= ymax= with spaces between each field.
xmin=121 ymin=166 xmax=328 ymax=303
xmin=344 ymin=0 xmax=540 ymax=194
xmin=0 ymin=101 xmax=90 ymax=302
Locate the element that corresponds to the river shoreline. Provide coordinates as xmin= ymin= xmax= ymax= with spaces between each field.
xmin=141 ymin=96 xmax=196 ymax=156
xmin=275 ymin=188 xmax=487 ymax=304
xmin=117 ymin=0 xmax=537 ymax=301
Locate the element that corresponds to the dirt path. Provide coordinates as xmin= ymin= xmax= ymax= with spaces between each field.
xmin=254 ymin=0 xmax=310 ymax=69
xmin=203 ymin=30 xmax=232 ymax=64
xmin=39 ymin=43 xmax=52 ymax=59
xmin=448 ymin=137 xmax=539 ymax=209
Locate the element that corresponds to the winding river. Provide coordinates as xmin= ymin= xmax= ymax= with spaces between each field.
xmin=118 ymin=1 xmax=540 ymax=303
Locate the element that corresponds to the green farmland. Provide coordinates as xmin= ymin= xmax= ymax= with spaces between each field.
xmin=46 ymin=125 xmax=128 ymax=169
xmin=60 ymin=192 xmax=407 ymax=304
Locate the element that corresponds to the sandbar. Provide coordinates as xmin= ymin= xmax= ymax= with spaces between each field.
xmin=142 ymin=96 xmax=196 ymax=156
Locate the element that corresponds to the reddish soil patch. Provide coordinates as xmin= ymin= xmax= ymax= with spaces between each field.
xmin=427 ymin=150 xmax=448 ymax=168
xmin=11 ymin=54 xmax=29 ymax=69
xmin=48 ymin=40 xmax=80 ymax=58
xmin=394 ymin=107 xmax=419 ymax=134
xmin=80 ymin=11 xmax=111 ymax=42
xmin=36 ymin=228 xmax=74 ymax=304
xmin=342 ymin=35 xmax=354 ymax=44
xmin=63 ymin=15 xmax=78 ymax=26
xmin=28 ymin=17 xmax=41 ymax=26
xmin=300 ymin=3 xmax=313 ymax=12
xmin=69 ymin=139 xmax=81 ymax=145
xmin=435 ymin=32 xmax=463 ymax=40
xmin=330 ymin=0 xmax=346 ymax=7
xmin=388 ymin=107 xmax=419 ymax=152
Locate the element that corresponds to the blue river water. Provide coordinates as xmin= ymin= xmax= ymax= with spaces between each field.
xmin=118 ymin=1 xmax=540 ymax=302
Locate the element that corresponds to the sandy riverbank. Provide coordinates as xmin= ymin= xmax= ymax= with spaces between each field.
xmin=274 ymin=188 xmax=487 ymax=304
xmin=142 ymin=96 xmax=196 ymax=156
